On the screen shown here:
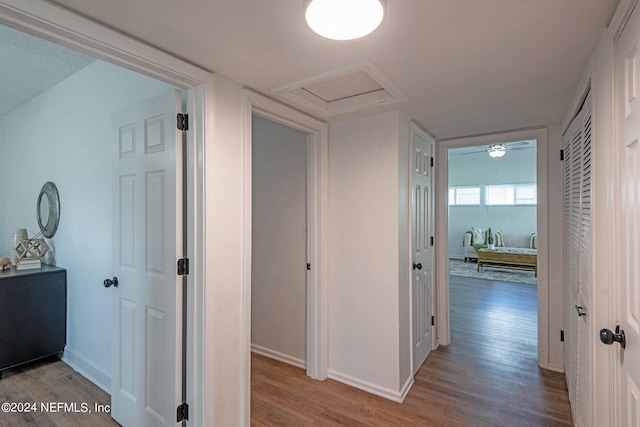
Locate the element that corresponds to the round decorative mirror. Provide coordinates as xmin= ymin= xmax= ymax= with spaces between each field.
xmin=37 ymin=182 xmax=60 ymax=238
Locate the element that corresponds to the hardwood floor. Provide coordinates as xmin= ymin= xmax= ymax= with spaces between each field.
xmin=0 ymin=276 xmax=573 ymax=426
xmin=0 ymin=357 xmax=117 ymax=426
xmin=251 ymin=276 xmax=574 ymax=426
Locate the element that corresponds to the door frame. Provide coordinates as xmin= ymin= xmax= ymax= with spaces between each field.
xmin=241 ymin=89 xmax=329 ymax=419
xmin=435 ymin=127 xmax=552 ymax=368
xmin=0 ymin=1 xmax=211 ymax=425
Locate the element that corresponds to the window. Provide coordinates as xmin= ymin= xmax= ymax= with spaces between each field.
xmin=485 ymin=183 xmax=537 ymax=206
xmin=515 ymin=184 xmax=537 ymax=205
xmin=449 ymin=186 xmax=480 ymax=205
xmin=485 ymin=184 xmax=514 ymax=205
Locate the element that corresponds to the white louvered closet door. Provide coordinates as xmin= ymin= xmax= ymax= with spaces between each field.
xmin=563 ymin=91 xmax=592 ymax=427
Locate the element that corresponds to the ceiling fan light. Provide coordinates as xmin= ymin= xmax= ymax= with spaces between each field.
xmin=488 ymin=144 xmax=507 ymax=158
xmin=304 ymin=0 xmax=385 ymax=41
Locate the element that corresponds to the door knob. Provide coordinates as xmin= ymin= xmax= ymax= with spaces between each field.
xmin=599 ymin=325 xmax=626 ymax=349
xmin=104 ymin=277 xmax=119 ymax=288
xmin=412 ymin=262 xmax=422 ymax=270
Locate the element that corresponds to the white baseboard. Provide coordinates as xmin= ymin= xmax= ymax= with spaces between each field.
xmin=539 ymin=361 xmax=564 ymax=373
xmin=251 ymin=344 xmax=305 ymax=369
xmin=62 ymin=346 xmax=111 ymax=394
xmin=328 ymin=369 xmax=405 ymax=403
xmin=399 ymin=375 xmax=414 ymax=402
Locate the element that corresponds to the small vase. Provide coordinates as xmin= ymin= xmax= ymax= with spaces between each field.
xmin=487 ymin=243 xmax=495 ymax=250
xmin=10 ymin=228 xmax=28 ymax=265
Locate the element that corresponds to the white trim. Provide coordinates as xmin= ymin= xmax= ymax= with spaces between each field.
xmin=242 ymin=89 xmax=329 ymax=423
xmin=250 ymin=346 xmax=305 ymax=370
xmin=0 ymin=2 xmax=212 ymax=426
xmin=328 ymin=369 xmax=408 ymax=403
xmin=62 ymin=346 xmax=111 ymax=394
xmin=399 ymin=375 xmax=415 ymax=402
xmin=436 ymin=128 xmax=551 ymax=369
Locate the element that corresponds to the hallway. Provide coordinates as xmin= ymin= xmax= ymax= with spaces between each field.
xmin=251 ymin=276 xmax=572 ymax=426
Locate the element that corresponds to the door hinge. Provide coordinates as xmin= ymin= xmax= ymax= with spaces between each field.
xmin=177 ymin=402 xmax=189 ymax=422
xmin=430 ymin=236 xmax=434 ymax=246
xmin=430 ymin=157 xmax=434 ymax=168
xmin=177 ymin=258 xmax=190 ymax=275
xmin=560 ymin=330 xmax=565 ymax=342
xmin=431 ymin=316 xmax=435 ymax=326
xmin=177 ymin=113 xmax=189 ymax=131
xmin=307 ymin=263 xmax=311 ymax=271
xmin=560 ymin=149 xmax=564 ymax=161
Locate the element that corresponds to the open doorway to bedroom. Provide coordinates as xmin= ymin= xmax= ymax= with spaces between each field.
xmin=446 ymin=138 xmax=539 ymax=377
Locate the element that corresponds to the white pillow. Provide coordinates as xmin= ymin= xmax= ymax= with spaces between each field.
xmin=471 ymin=226 xmax=486 ymax=245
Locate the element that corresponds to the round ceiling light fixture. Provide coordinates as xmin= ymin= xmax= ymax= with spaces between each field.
xmin=488 ymin=144 xmax=508 ymax=158
xmin=304 ymin=0 xmax=386 ymax=41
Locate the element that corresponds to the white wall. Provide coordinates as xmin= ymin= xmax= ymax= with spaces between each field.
xmin=448 ymin=147 xmax=537 ymax=258
xmin=204 ymin=76 xmax=246 ymax=426
xmin=2 ymin=60 xmax=174 ymax=389
xmin=251 ymin=114 xmax=307 ymax=366
xmin=328 ymin=110 xmax=411 ymax=401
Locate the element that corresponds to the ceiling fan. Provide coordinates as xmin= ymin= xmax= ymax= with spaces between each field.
xmin=456 ymin=140 xmax=533 ymax=157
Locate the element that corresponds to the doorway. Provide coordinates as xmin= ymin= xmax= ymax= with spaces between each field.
xmin=446 ymin=140 xmax=539 ymax=364
xmin=0 ymin=3 xmax=210 ymax=424
xmin=242 ymin=89 xmax=329 ymax=421
xmin=251 ymin=114 xmax=308 ymax=368
xmin=435 ymin=127 xmax=558 ymax=371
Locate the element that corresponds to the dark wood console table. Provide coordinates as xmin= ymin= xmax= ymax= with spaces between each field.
xmin=0 ymin=265 xmax=66 ymax=376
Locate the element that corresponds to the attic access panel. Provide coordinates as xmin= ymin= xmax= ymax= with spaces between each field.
xmin=271 ymin=61 xmax=406 ymax=117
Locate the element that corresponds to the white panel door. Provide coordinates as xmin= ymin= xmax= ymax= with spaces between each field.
xmin=615 ymin=8 xmax=640 ymax=425
xmin=111 ymin=91 xmax=182 ymax=426
xmin=411 ymin=123 xmax=435 ymax=375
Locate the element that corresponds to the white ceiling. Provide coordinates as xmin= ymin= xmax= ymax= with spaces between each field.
xmin=0 ymin=25 xmax=94 ymax=116
xmin=13 ymin=1 xmax=622 ymax=139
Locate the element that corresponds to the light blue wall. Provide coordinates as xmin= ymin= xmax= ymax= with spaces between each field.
xmin=0 ymin=116 xmax=4 ymax=246
xmin=448 ymin=146 xmax=537 ymax=258
xmin=2 ymin=60 xmax=174 ymax=390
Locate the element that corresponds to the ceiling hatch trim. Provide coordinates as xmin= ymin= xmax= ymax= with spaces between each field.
xmin=271 ymin=60 xmax=406 ymax=117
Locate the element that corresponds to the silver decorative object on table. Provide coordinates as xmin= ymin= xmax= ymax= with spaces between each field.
xmin=9 ymin=228 xmax=28 ymax=266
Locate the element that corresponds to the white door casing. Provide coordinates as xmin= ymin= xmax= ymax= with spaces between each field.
xmin=615 ymin=6 xmax=640 ymax=425
xmin=411 ymin=122 xmax=435 ymax=374
xmin=111 ymin=90 xmax=183 ymax=426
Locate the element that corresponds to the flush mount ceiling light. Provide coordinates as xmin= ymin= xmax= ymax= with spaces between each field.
xmin=304 ymin=0 xmax=386 ymax=41
xmin=488 ymin=144 xmax=508 ymax=158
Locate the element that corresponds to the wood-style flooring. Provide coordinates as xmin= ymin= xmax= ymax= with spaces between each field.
xmin=251 ymin=276 xmax=573 ymax=426
xmin=0 ymin=357 xmax=117 ymax=426
xmin=0 ymin=276 xmax=573 ymax=426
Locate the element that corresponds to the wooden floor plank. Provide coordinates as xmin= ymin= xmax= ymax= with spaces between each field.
xmin=0 ymin=275 xmax=573 ymax=426
xmin=0 ymin=357 xmax=117 ymax=427
xmin=251 ymin=276 xmax=573 ymax=426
